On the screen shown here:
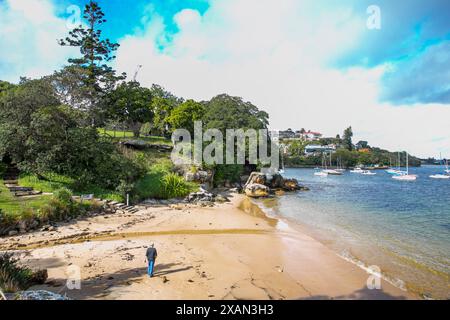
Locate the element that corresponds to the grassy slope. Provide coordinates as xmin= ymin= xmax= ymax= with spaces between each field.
xmin=18 ymin=173 xmax=123 ymax=202
xmin=99 ymin=130 xmax=172 ymax=145
xmin=0 ymin=181 xmax=51 ymax=215
xmin=18 ymin=144 xmax=197 ymax=203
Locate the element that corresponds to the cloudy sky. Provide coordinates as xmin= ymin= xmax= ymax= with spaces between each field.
xmin=1 ymin=0 xmax=450 ymax=158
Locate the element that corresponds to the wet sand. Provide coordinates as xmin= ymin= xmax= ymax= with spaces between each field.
xmin=0 ymin=195 xmax=417 ymax=300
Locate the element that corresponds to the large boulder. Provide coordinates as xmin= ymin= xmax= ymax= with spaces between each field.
xmin=244 ymin=172 xmax=267 ymax=186
xmin=244 ymin=183 xmax=270 ymax=198
xmin=184 ymin=170 xmax=213 ymax=184
xmin=282 ymin=178 xmax=302 ymax=191
xmin=243 ymin=172 xmax=309 ymax=198
xmin=268 ymin=174 xmax=284 ymax=189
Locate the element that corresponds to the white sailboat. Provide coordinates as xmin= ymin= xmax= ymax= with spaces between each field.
xmin=323 ymin=153 xmax=343 ymax=175
xmin=336 ymin=157 xmax=346 ymax=173
xmin=386 ymin=152 xmax=406 ymax=176
xmin=314 ymin=154 xmax=328 ymax=177
xmin=430 ymin=155 xmax=450 ymax=179
xmin=393 ymin=152 xmax=417 ymax=181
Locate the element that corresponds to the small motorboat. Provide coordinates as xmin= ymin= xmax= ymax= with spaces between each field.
xmin=350 ymin=168 xmax=364 ymax=173
xmin=429 ymin=174 xmax=450 ymax=179
xmin=393 ymin=174 xmax=417 ymax=181
xmin=314 ymin=171 xmax=328 ymax=177
xmin=323 ymin=169 xmax=343 ymax=176
xmin=361 ymin=170 xmax=376 ymax=176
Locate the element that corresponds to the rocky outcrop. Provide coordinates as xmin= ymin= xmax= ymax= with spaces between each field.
xmin=5 ymin=290 xmax=70 ymax=301
xmin=244 ymin=183 xmax=270 ymax=198
xmin=120 ymin=140 xmax=173 ymax=152
xmin=243 ymin=172 xmax=309 ymax=198
xmin=245 ymin=172 xmax=267 ymax=186
xmin=184 ymin=170 xmax=214 ymax=184
xmin=184 ymin=190 xmax=231 ymax=206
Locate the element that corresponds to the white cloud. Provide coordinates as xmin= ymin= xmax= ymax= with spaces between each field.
xmin=115 ymin=0 xmax=450 ymax=158
xmin=0 ymin=0 xmax=76 ymax=82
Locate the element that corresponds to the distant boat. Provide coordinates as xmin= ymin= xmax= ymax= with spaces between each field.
xmin=336 ymin=157 xmax=346 ymax=173
xmin=314 ymin=171 xmax=328 ymax=177
xmin=386 ymin=169 xmax=405 ymax=175
xmin=314 ymin=154 xmax=329 ymax=177
xmin=386 ymin=152 xmax=406 ymax=176
xmin=361 ymin=170 xmax=376 ymax=176
xmin=393 ymin=152 xmax=417 ymax=181
xmin=350 ymin=167 xmax=364 ymax=173
xmin=429 ymin=154 xmax=449 ymax=179
xmin=323 ymin=153 xmax=343 ymax=175
xmin=323 ymin=169 xmax=343 ymax=175
xmin=429 ymin=174 xmax=450 ymax=180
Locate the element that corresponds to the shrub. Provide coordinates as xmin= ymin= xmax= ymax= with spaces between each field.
xmin=0 ymin=209 xmax=20 ymax=228
xmin=0 ymin=253 xmax=34 ymax=292
xmin=213 ymin=164 xmax=243 ymax=187
xmin=160 ymin=173 xmax=193 ymax=199
xmin=53 ymin=187 xmax=73 ymax=204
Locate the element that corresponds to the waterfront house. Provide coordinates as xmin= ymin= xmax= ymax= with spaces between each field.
xmin=305 ymin=144 xmax=336 ymax=156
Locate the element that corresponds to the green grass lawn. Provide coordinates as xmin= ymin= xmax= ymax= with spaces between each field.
xmin=0 ymin=181 xmax=51 ymax=215
xmin=18 ymin=173 xmax=124 ymax=202
xmin=99 ymin=129 xmax=172 ymax=145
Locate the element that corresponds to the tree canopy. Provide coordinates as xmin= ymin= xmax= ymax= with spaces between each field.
xmin=167 ymin=100 xmax=205 ymax=135
xmin=106 ymin=81 xmax=153 ymax=137
xmin=342 ymin=126 xmax=354 ymax=151
xmin=203 ymin=94 xmax=269 ymax=132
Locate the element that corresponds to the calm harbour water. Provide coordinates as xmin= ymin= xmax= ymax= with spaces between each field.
xmin=258 ymin=166 xmax=449 ymax=299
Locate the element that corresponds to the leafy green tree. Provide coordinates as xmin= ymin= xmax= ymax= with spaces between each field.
xmin=287 ymin=139 xmax=306 ymax=155
xmin=20 ymin=105 xmax=141 ymax=188
xmin=0 ymin=78 xmax=60 ymax=163
xmin=150 ymin=85 xmax=183 ymax=137
xmin=204 ymin=94 xmax=269 ymax=131
xmin=0 ymin=81 xmax=15 ymax=97
xmin=59 ymin=0 xmax=125 ymax=124
xmin=106 ymin=81 xmax=153 ymax=137
xmin=334 ymin=148 xmax=359 ymax=168
xmin=342 ymin=126 xmax=354 ymax=151
xmin=167 ymin=100 xmax=205 ymax=135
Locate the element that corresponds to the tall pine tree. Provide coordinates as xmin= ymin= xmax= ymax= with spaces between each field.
xmin=59 ymin=1 xmax=125 ymax=125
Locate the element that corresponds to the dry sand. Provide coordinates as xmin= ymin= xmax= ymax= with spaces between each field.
xmin=0 ymin=194 xmax=417 ymax=300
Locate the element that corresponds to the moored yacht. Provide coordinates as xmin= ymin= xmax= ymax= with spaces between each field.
xmin=392 ymin=152 xmax=417 ymax=181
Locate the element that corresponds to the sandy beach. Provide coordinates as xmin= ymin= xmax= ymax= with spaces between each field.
xmin=0 ymin=194 xmax=417 ymax=300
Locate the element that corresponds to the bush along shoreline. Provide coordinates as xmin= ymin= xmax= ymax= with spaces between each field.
xmin=0 ymin=188 xmax=104 ymax=237
xmin=0 ymin=253 xmax=48 ymax=293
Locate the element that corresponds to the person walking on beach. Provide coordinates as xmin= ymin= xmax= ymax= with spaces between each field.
xmin=146 ymin=244 xmax=157 ymax=277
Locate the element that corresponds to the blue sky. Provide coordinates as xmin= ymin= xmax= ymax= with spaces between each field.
xmin=1 ymin=0 xmax=450 ymax=156
xmin=53 ymin=0 xmax=210 ymax=42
